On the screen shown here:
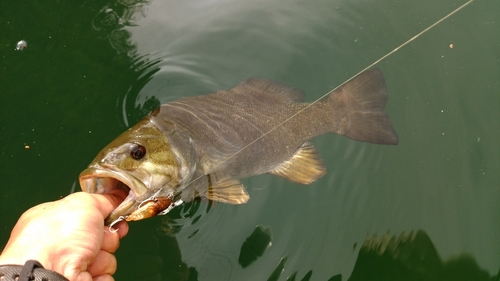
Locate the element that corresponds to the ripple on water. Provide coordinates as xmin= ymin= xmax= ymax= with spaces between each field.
xmin=93 ymin=0 xmax=499 ymax=279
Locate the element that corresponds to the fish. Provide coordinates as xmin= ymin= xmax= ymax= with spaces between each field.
xmin=79 ymin=68 xmax=398 ymax=225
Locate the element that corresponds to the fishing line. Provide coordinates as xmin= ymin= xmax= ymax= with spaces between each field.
xmin=177 ymin=0 xmax=475 ymax=195
xmin=108 ymin=0 xmax=476 ymax=227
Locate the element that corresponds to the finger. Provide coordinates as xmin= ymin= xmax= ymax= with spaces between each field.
xmin=104 ymin=220 xmax=129 ymax=240
xmin=71 ymin=271 xmax=92 ymax=281
xmin=87 ymin=250 xmax=117 ymax=277
xmin=93 ymin=274 xmax=115 ymax=281
xmin=104 ymin=188 xmax=129 ymax=208
xmin=101 ymin=230 xmax=120 ymax=253
xmin=90 ymin=189 xmax=129 ymax=218
xmin=114 ymin=220 xmax=129 ymax=239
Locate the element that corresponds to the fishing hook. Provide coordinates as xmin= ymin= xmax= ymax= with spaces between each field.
xmin=108 ymin=216 xmax=126 ymax=233
xmin=137 ymin=189 xmax=162 ymax=209
xmin=158 ymin=199 xmax=184 ymax=216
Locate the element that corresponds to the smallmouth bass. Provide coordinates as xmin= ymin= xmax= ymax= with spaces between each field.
xmin=79 ymin=69 xmax=398 ymax=225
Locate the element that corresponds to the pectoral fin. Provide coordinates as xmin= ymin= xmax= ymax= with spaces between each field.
xmin=270 ymin=142 xmax=326 ymax=184
xmin=206 ymin=177 xmax=250 ymax=204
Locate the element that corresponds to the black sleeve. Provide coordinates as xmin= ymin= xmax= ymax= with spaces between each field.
xmin=0 ymin=260 xmax=69 ymax=281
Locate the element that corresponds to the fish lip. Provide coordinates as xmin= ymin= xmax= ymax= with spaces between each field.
xmin=79 ymin=164 xmax=148 ymax=225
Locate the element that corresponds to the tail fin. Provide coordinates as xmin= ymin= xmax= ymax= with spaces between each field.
xmin=328 ymin=68 xmax=399 ymax=145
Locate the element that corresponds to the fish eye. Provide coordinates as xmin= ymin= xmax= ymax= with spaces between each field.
xmin=130 ymin=144 xmax=146 ymax=160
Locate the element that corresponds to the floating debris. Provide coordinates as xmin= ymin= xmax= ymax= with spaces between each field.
xmin=449 ymin=43 xmax=454 ymax=49
xmin=15 ymin=40 xmax=27 ymax=51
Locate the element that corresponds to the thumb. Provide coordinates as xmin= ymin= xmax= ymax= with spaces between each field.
xmin=91 ymin=189 xmax=129 ymax=218
xmin=102 ymin=189 xmax=129 ymax=211
xmin=89 ymin=189 xmax=129 ymax=238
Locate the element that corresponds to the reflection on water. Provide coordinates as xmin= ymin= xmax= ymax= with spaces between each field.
xmin=238 ymin=225 xmax=272 ymax=268
xmin=116 ymin=220 xmax=498 ymax=281
xmin=263 ymin=230 xmax=497 ymax=281
xmin=92 ymin=0 xmax=150 ymax=55
xmin=117 ymin=194 xmax=498 ymax=281
xmin=91 ymin=0 xmax=164 ymax=128
xmin=349 ymin=231 xmax=494 ymax=281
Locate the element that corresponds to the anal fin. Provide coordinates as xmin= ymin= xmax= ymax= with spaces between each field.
xmin=270 ymin=142 xmax=326 ymax=184
xmin=206 ymin=176 xmax=250 ymax=204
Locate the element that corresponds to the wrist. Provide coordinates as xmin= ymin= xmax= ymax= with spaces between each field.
xmin=0 ymin=241 xmax=53 ymax=272
xmin=0 ymin=260 xmax=69 ymax=281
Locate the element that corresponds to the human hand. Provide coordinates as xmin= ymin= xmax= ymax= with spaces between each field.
xmin=0 ymin=190 xmax=129 ymax=281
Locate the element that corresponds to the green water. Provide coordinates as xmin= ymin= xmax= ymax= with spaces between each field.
xmin=1 ymin=0 xmax=499 ymax=280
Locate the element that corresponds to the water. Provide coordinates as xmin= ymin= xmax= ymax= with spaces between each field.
xmin=1 ymin=0 xmax=499 ymax=280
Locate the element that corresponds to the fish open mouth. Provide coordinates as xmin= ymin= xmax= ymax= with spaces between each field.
xmin=79 ymin=168 xmax=132 ymax=194
xmin=79 ymin=166 xmax=150 ymax=225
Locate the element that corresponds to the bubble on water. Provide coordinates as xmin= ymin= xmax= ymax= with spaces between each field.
xmin=15 ymin=40 xmax=27 ymax=51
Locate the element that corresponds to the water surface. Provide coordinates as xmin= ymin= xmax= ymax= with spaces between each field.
xmin=1 ymin=0 xmax=498 ymax=280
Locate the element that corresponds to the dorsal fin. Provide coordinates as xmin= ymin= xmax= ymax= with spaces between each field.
xmin=232 ymin=78 xmax=305 ymax=103
xmin=270 ymin=142 xmax=326 ymax=184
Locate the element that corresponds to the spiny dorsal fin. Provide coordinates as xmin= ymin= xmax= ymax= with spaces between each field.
xmin=270 ymin=142 xmax=326 ymax=184
xmin=233 ymin=78 xmax=305 ymax=103
xmin=206 ymin=177 xmax=250 ymax=204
